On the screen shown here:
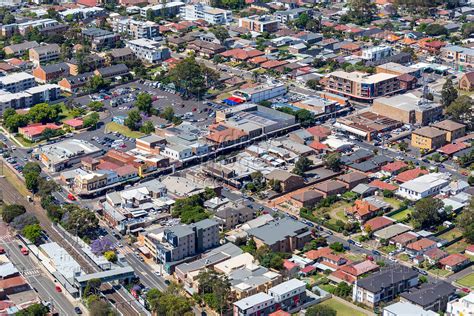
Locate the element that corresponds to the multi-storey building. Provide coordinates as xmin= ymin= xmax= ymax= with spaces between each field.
xmin=1 ymin=19 xmax=60 ymax=37
xmin=446 ymin=293 xmax=474 ymax=316
xmin=0 ymin=72 xmax=36 ymax=93
xmin=324 ymin=71 xmax=401 ymax=101
xmin=82 ymin=28 xmax=121 ymax=51
xmin=361 ymin=46 xmax=393 ymax=62
xmin=353 ymin=266 xmax=419 ymax=308
xmin=140 ymin=2 xmax=185 ymax=19
xmin=126 ymin=38 xmax=171 ymax=63
xmin=411 ymin=127 xmax=447 ymax=151
xmin=181 ymin=3 xmax=232 ymax=24
xmin=3 ymin=41 xmax=39 ymax=57
xmin=441 ymin=45 xmax=474 ymax=69
xmin=0 ymin=84 xmax=61 ymax=115
xmin=238 ymin=15 xmax=278 ymax=33
xmin=113 ymin=17 xmax=160 ymax=40
xmin=29 ymin=44 xmax=60 ymax=66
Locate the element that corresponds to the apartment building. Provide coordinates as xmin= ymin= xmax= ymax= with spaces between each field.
xmin=361 ymin=46 xmax=393 ymax=62
xmin=411 ymin=126 xmax=447 ymax=150
xmin=268 ymin=279 xmax=307 ymax=311
xmin=324 ymin=71 xmax=401 ymax=101
xmin=371 ymin=93 xmax=443 ymax=125
xmin=233 ymin=292 xmax=275 ymax=316
xmin=126 ymin=38 xmax=171 ymax=63
xmin=113 ymin=17 xmax=160 ymax=40
xmin=140 ymin=2 xmax=185 ymax=18
xmin=239 ymin=15 xmax=278 ymax=33
xmin=432 ymin=119 xmax=466 ymax=142
xmin=32 ymin=62 xmax=71 ymax=83
xmin=0 ymin=84 xmax=61 ymax=114
xmin=4 ymin=41 xmax=39 ymax=57
xmin=247 ymin=218 xmax=311 ymax=253
xmin=0 ymin=72 xmax=36 ymax=93
xmin=0 ymin=19 xmax=60 ymax=37
xmin=441 ymin=45 xmax=474 ymax=68
xmin=353 ymin=266 xmax=419 ymax=308
xmin=29 ymin=44 xmax=60 ymax=66
xmin=181 ymin=3 xmax=232 ymax=24
xmin=446 ymin=293 xmax=474 ymax=316
xmin=82 ymin=28 xmax=121 ymax=51
xmin=274 ymin=8 xmax=312 ymax=24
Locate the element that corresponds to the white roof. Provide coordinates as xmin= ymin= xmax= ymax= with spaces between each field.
xmin=0 ymin=72 xmax=34 ymax=85
xmin=328 ymin=71 xmax=398 ymax=84
xmin=399 ymin=173 xmax=450 ymax=193
xmin=384 ymin=302 xmax=438 ymax=316
xmin=268 ymin=278 xmax=305 ymax=295
xmin=234 ymin=292 xmax=273 ymax=309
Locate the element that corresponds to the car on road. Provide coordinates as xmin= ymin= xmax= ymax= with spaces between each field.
xmin=354 ymin=241 xmax=363 ymax=248
xmin=366 ymin=255 xmax=374 ymax=261
xmin=67 ymin=193 xmax=76 ymax=201
xmin=21 ymin=247 xmax=29 ymax=255
xmin=461 ymin=287 xmax=471 ymax=293
xmin=0 ymin=247 xmax=5 ymax=254
xmin=55 ymin=285 xmax=62 ymax=293
xmin=348 ymin=239 xmax=355 ymax=245
xmin=325 ymin=230 xmax=333 ymax=235
xmin=74 ymin=307 xmax=82 ymax=314
xmin=372 ymin=250 xmax=381 ymax=256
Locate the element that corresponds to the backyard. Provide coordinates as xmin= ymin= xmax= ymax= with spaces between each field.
xmin=383 ymin=197 xmax=403 ymax=209
xmin=315 ymin=201 xmax=352 ymax=226
xmin=318 ymin=298 xmax=370 ymax=316
xmin=389 ymin=208 xmax=412 ymax=222
xmin=438 ymin=228 xmax=463 ymax=242
xmin=105 ymin=122 xmax=145 ymax=138
xmin=455 ymin=272 xmax=474 ymax=289
xmin=427 ymin=267 xmax=452 ymax=277
xmin=444 ymin=239 xmax=470 ymax=254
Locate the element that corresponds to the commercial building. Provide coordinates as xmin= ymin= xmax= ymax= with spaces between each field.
xmin=0 ymin=84 xmax=61 ymax=114
xmin=353 ymin=266 xmax=419 ymax=308
xmin=0 ymin=72 xmax=36 ymax=93
xmin=126 ymin=38 xmax=171 ymax=63
xmin=59 ymin=7 xmax=106 ymax=20
xmin=181 ymin=3 xmax=232 ymax=24
xmin=39 ymin=139 xmax=102 ymax=172
xmin=29 ymin=44 xmax=60 ymax=66
xmin=238 ymin=15 xmax=279 ymax=33
xmin=371 ymin=93 xmax=443 ymax=125
xmin=411 ymin=127 xmax=447 ymax=150
xmin=376 ymin=62 xmax=420 ymax=77
xmin=397 ymin=173 xmax=450 ymax=201
xmin=247 ymin=218 xmax=311 ymax=253
xmin=140 ymin=2 xmax=185 ymax=18
xmin=233 ymin=83 xmax=287 ymax=103
xmin=323 ymin=71 xmax=401 ymax=101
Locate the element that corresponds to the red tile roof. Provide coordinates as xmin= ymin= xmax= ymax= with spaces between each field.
xmin=305 ymin=247 xmax=346 ymax=263
xmin=438 ymin=142 xmax=469 ymax=155
xmin=18 ymin=123 xmax=61 ymax=137
xmin=0 ymin=275 xmax=27 ymax=289
xmin=283 ymin=259 xmax=299 ymax=271
xmin=439 ymin=253 xmax=469 ymax=267
xmin=306 ymin=126 xmax=331 ymax=139
xmin=220 ymin=48 xmax=264 ymax=60
xmin=382 ymin=161 xmax=408 ymax=173
xmin=309 ymin=141 xmax=328 ymax=151
xmin=369 ymin=180 xmax=398 ymax=191
xmin=406 ymin=238 xmax=436 ymax=251
xmin=261 ymin=60 xmax=288 ymax=69
xmin=63 ymin=118 xmax=83 ymax=127
xmin=300 ymin=265 xmax=316 ymax=274
xmin=364 ymin=216 xmax=395 ymax=232
xmin=395 ymin=168 xmax=429 ymax=183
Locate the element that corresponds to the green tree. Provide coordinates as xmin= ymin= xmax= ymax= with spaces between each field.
xmin=441 ymin=78 xmax=458 ymax=107
xmin=398 ymin=141 xmax=408 ymax=152
xmin=15 ymin=303 xmax=49 ymax=316
xmin=210 ymin=26 xmax=230 ymax=43
xmin=83 ymin=278 xmax=102 ymax=297
xmin=140 ymin=120 xmax=155 ymax=134
xmin=135 ymin=92 xmax=153 ymax=115
xmin=446 ymin=95 xmax=473 ymax=126
xmin=2 ymin=204 xmax=26 ymax=223
xmin=87 ymin=101 xmax=104 ymax=112
xmin=293 ymin=156 xmax=313 ymax=176
xmin=341 ymin=0 xmax=377 ymax=25
xmin=86 ymin=75 xmax=108 ymax=93
xmin=423 ymin=24 xmax=448 ymax=36
xmin=295 ymin=109 xmax=315 ymax=127
xmin=104 ymin=250 xmax=117 ymax=263
xmin=146 ymin=283 xmax=193 ymax=316
xmin=61 ymin=205 xmax=99 ymax=238
xmin=169 ymin=57 xmax=219 ymax=99
xmin=11 ymin=213 xmax=38 ymax=231
xmin=323 ymin=152 xmax=341 ymax=171
xmin=124 ymin=109 xmax=142 ymax=131
xmin=28 ymin=103 xmax=61 ymax=123
xmin=4 ymin=113 xmax=28 ymax=132
xmin=306 ymin=305 xmax=336 ymax=316
xmin=457 ymin=198 xmax=474 ymax=243
xmin=329 ymin=242 xmax=344 ymax=253
xmin=197 ymin=270 xmax=231 ymax=314
xmin=23 ymin=162 xmax=41 ymax=176
xmin=412 ymin=197 xmax=443 ymax=229
xmin=306 ymin=79 xmax=320 ymax=90
xmin=83 ymin=112 xmax=100 ymax=129
xmin=22 ymin=223 xmax=42 ymax=244
xmin=333 ymin=281 xmax=352 ymax=297
xmin=160 ymin=106 xmax=175 ymax=122
xmin=2 ymin=108 xmax=16 ymax=121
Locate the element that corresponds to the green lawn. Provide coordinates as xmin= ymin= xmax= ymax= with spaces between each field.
xmin=390 ymin=208 xmax=412 ymax=222
xmin=428 ymin=267 xmax=452 ymax=277
xmin=345 ymin=252 xmax=366 ymax=262
xmin=318 ymin=298 xmax=369 ymax=316
xmin=58 ymin=103 xmax=78 ymax=121
xmin=105 ymin=122 xmax=144 ymax=139
xmin=1 ymin=164 xmax=29 ymax=197
xmin=380 ymin=244 xmax=397 ymax=254
xmin=438 ymin=228 xmax=463 ymax=242
xmin=456 ymin=273 xmax=474 ymax=289
xmin=444 ymin=239 xmax=469 ymax=254
xmin=13 ymin=135 xmax=39 ymax=148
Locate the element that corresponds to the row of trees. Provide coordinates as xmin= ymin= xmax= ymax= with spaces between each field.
xmin=3 ymin=103 xmax=63 ymax=133
xmin=171 ymin=188 xmax=216 ymax=224
xmin=441 ymin=79 xmax=473 ymax=128
xmin=2 ymin=204 xmax=42 ymax=244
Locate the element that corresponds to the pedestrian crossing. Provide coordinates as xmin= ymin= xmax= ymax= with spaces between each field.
xmin=116 ymin=246 xmax=133 ymax=255
xmin=0 ymin=235 xmax=14 ymax=243
xmin=22 ymin=268 xmax=42 ymax=277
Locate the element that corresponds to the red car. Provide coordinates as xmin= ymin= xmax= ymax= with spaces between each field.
xmin=21 ymin=247 xmax=29 ymax=255
xmin=0 ymin=247 xmax=5 ymax=254
xmin=461 ymin=287 xmax=471 ymax=293
xmin=366 ymin=255 xmax=374 ymax=261
xmin=67 ymin=193 xmax=76 ymax=201
xmin=55 ymin=285 xmax=62 ymax=293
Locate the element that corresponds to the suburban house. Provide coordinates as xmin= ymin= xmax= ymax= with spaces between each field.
xmin=399 ymin=281 xmax=456 ymax=313
xmin=397 ymin=173 xmax=450 ymax=201
xmin=438 ymin=254 xmax=470 ymax=272
xmin=405 ymin=238 xmax=437 ymax=257
xmin=264 ymin=170 xmax=305 ymax=193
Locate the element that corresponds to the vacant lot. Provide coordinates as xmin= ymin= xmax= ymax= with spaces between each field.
xmin=445 ymin=239 xmax=470 ymax=254
xmin=456 ymin=273 xmax=474 ymax=289
xmin=318 ymin=298 xmax=369 ymax=316
xmin=438 ymin=228 xmax=463 ymax=242
xmin=105 ymin=122 xmax=144 ymax=138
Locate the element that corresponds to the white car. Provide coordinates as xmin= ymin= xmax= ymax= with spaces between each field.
xmin=354 ymin=242 xmax=363 ymax=248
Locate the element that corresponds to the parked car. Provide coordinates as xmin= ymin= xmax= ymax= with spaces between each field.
xmin=55 ymin=285 xmax=62 ymax=293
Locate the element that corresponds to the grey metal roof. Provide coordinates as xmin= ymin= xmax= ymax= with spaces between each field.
xmin=191 ymin=219 xmax=219 ymax=230
xmin=399 ymin=281 xmax=456 ymax=307
xmin=247 ymin=218 xmax=307 ymax=246
xmin=357 ymin=266 xmax=418 ymax=293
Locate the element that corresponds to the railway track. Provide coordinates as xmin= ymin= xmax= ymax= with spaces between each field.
xmin=0 ymin=177 xmax=142 ymax=315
